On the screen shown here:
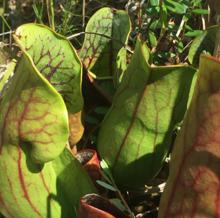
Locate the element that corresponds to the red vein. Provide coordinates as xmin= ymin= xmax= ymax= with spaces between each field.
xmin=17 ymin=147 xmax=43 ymax=217
xmin=163 ymin=74 xmax=220 ymax=217
xmin=46 ymin=60 xmax=64 ymax=80
xmin=39 ymin=172 xmax=50 ymax=194
xmin=0 ymin=99 xmax=18 ymax=154
xmin=17 ymin=88 xmax=35 ymax=138
xmin=112 ymin=85 xmax=148 ymax=168
xmin=3 ymin=162 xmax=21 ymax=210
xmin=163 ymin=134 xmax=194 ymax=217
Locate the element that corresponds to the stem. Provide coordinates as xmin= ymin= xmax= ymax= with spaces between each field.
xmin=110 ymin=177 xmax=135 ymax=218
xmin=214 ymin=25 xmax=220 ymax=58
xmin=212 ymin=1 xmax=220 ymax=57
xmin=101 ymin=166 xmax=135 ymax=217
xmin=0 ymin=30 xmax=14 ymax=37
xmin=100 ymin=161 xmax=135 ymax=217
xmin=0 ymin=6 xmax=11 ymax=44
xmin=201 ymin=14 xmax=206 ymax=30
xmin=137 ymin=0 xmax=142 ymax=30
xmin=2 ymin=0 xmax=6 ymax=41
xmin=46 ymin=0 xmax=55 ymax=30
xmin=176 ymin=16 xmax=185 ymax=38
xmin=67 ymin=31 xmax=133 ymax=54
xmin=82 ymin=0 xmax=86 ymax=27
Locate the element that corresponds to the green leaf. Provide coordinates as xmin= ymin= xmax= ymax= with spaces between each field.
xmin=85 ymin=115 xmax=99 ymax=125
xmin=14 ymin=23 xmax=83 ymax=114
xmin=0 ymin=52 xmax=96 ymax=218
xmin=110 ymin=198 xmax=126 ymax=212
xmin=100 ymin=159 xmax=110 ymax=173
xmin=0 ymin=8 xmax=3 ymax=16
xmin=164 ymin=0 xmax=188 ymax=14
xmin=14 ymin=23 xmax=85 ymax=145
xmin=0 ymin=60 xmax=16 ymax=99
xmin=188 ymin=25 xmax=218 ymax=66
xmin=97 ymin=39 xmax=195 ymax=188
xmin=114 ymin=47 xmax=128 ymax=87
xmin=80 ymin=7 xmax=131 ymax=81
xmin=158 ymin=55 xmax=220 ymax=217
xmin=148 ymin=31 xmax=157 ymax=48
xmin=184 ymin=30 xmax=203 ymax=37
xmin=192 ymin=8 xmax=209 ymax=14
xmin=160 ymin=2 xmax=168 ymax=29
xmin=147 ymin=6 xmax=160 ymax=17
xmin=100 ymin=159 xmax=114 ymax=181
xmin=96 ymin=180 xmax=117 ymax=192
xmin=0 ymin=147 xmax=96 ymax=218
xmin=192 ymin=0 xmax=202 ymax=7
xmin=177 ymin=41 xmax=184 ymax=53
xmin=150 ymin=0 xmax=159 ymax=6
xmin=0 ymin=52 xmax=68 ymax=163
xmin=52 ymin=149 xmax=97 ymax=212
xmin=94 ymin=106 xmax=109 ymax=115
